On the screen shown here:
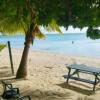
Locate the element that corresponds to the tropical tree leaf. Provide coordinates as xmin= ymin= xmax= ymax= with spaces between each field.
xmin=33 ymin=25 xmax=45 ymax=40
xmin=46 ymin=19 xmax=62 ymax=33
xmin=87 ymin=27 xmax=100 ymax=39
xmin=0 ymin=44 xmax=6 ymax=51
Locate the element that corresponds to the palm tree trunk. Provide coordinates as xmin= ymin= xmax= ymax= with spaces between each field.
xmin=16 ymin=0 xmax=36 ymax=79
xmin=16 ymin=21 xmax=35 ymax=79
xmin=16 ymin=41 xmax=30 ymax=79
xmin=67 ymin=0 xmax=72 ymax=21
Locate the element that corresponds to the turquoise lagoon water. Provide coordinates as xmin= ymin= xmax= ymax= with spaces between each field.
xmin=0 ymin=33 xmax=100 ymax=57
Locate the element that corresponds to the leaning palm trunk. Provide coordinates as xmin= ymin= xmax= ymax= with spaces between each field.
xmin=16 ymin=0 xmax=37 ymax=78
xmin=16 ymin=36 xmax=35 ymax=79
xmin=16 ymin=22 xmax=35 ymax=79
xmin=16 ymin=0 xmax=45 ymax=79
xmin=16 ymin=41 xmax=30 ymax=79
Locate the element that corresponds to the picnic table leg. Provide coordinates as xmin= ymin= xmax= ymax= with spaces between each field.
xmin=67 ymin=68 xmax=71 ymax=83
xmin=93 ymin=74 xmax=97 ymax=91
xmin=71 ymin=69 xmax=79 ymax=78
xmin=76 ymin=70 xmax=79 ymax=78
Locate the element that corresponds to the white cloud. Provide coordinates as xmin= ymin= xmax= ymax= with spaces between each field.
xmin=60 ymin=26 xmax=87 ymax=33
xmin=40 ymin=26 xmax=87 ymax=34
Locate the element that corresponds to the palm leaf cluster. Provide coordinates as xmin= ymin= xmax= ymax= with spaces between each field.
xmin=0 ymin=0 xmax=100 ymax=39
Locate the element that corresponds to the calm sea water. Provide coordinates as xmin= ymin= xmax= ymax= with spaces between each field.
xmin=0 ymin=33 xmax=100 ymax=58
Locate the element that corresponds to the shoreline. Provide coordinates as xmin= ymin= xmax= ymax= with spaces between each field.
xmin=32 ymin=49 xmax=100 ymax=59
xmin=14 ymin=45 xmax=100 ymax=59
xmin=0 ymin=48 xmax=100 ymax=100
xmin=13 ymin=46 xmax=100 ymax=59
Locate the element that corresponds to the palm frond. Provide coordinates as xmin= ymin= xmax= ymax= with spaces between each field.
xmin=0 ymin=44 xmax=6 ymax=51
xmin=46 ymin=19 xmax=62 ymax=34
xmin=33 ymin=25 xmax=45 ymax=39
xmin=0 ymin=16 xmax=29 ymax=35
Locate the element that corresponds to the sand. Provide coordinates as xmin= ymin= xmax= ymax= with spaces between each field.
xmin=0 ymin=48 xmax=100 ymax=100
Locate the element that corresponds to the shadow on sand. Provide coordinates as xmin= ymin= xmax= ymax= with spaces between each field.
xmin=0 ymin=70 xmax=12 ymax=77
xmin=56 ymin=82 xmax=96 ymax=95
xmin=0 ymin=66 xmax=15 ymax=83
xmin=0 ymin=66 xmax=13 ymax=78
xmin=23 ymin=89 xmax=73 ymax=100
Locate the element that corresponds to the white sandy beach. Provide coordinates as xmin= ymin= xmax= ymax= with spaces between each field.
xmin=0 ymin=48 xmax=100 ymax=100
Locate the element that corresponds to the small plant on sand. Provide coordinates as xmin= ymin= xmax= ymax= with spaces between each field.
xmin=0 ymin=44 xmax=6 ymax=51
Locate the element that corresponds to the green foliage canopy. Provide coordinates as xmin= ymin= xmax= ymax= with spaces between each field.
xmin=0 ymin=0 xmax=100 ymax=38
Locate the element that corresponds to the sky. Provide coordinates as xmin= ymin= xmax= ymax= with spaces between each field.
xmin=40 ymin=26 xmax=87 ymax=34
xmin=0 ymin=26 xmax=99 ymax=35
xmin=0 ymin=26 xmax=87 ymax=35
xmin=60 ymin=26 xmax=87 ymax=33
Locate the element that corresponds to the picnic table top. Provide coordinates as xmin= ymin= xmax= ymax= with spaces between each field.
xmin=66 ymin=64 xmax=100 ymax=74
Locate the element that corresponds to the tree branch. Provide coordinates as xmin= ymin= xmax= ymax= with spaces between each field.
xmin=66 ymin=0 xmax=72 ymax=22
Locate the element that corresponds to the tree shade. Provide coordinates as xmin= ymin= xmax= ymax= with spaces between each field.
xmin=0 ymin=0 xmax=100 ymax=78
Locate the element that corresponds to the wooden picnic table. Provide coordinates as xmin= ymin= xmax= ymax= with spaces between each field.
xmin=63 ymin=64 xmax=100 ymax=91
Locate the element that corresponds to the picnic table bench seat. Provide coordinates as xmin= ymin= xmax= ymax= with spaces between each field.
xmin=63 ymin=75 xmax=95 ymax=84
